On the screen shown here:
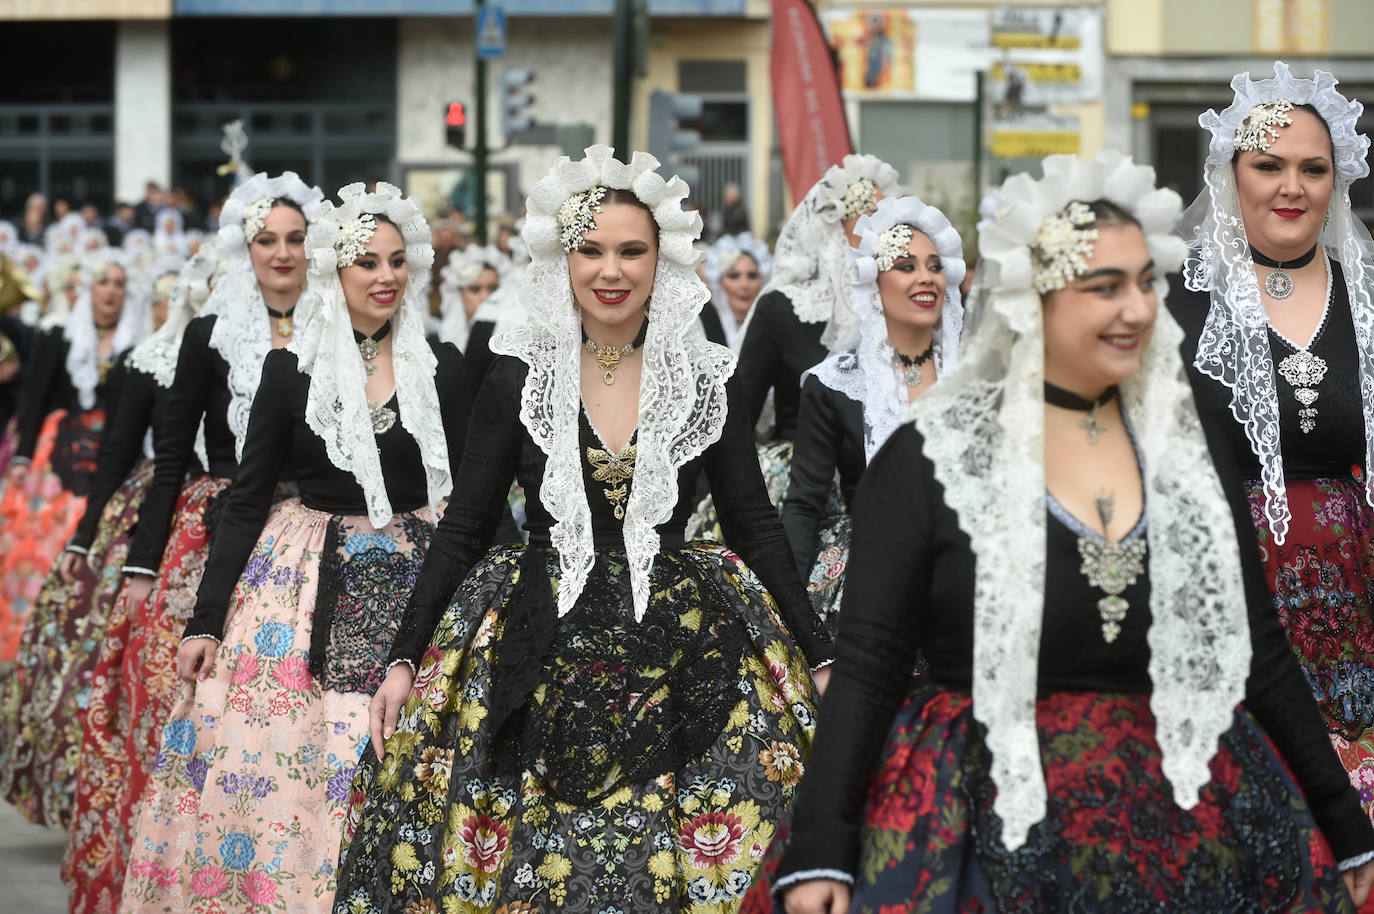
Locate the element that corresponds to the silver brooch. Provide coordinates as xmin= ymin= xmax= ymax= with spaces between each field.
xmin=1078 ymin=538 xmax=1147 ymax=643
xmin=368 ymin=398 xmax=397 ymax=434
xmin=1277 ymin=349 xmax=1328 ymax=433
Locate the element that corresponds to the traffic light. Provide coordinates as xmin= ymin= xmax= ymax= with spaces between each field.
xmin=445 ymin=101 xmax=467 ymax=149
xmin=501 ymin=68 xmax=536 ymax=140
xmin=648 ymin=90 xmax=703 ymax=189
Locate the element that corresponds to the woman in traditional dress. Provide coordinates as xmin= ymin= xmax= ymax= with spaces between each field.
xmin=331 ymin=146 xmax=832 ymax=913
xmin=61 ymin=242 xmax=218 ymax=914
xmin=700 ymin=232 xmax=770 ymax=346
xmin=0 ymin=248 xmax=149 ymax=662
xmin=776 ymin=150 xmax=1374 ymax=914
xmin=436 ymin=243 xmax=511 ymax=390
xmin=120 ymin=182 xmax=466 ymax=914
xmin=783 ymin=195 xmax=963 ymax=629
xmin=1170 ymin=63 xmax=1374 ymax=845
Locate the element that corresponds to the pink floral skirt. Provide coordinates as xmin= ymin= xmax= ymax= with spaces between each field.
xmin=119 ymin=498 xmax=434 ymax=914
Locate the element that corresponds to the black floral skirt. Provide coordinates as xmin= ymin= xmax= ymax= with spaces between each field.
xmin=816 ymin=680 xmax=1354 ymax=914
xmin=333 ymin=542 xmax=819 ymax=913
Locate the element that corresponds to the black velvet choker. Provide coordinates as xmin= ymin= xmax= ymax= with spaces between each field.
xmin=1250 ymin=244 xmax=1318 ymax=270
xmin=352 ymin=320 xmax=393 ymax=347
xmin=1044 ymin=382 xmax=1118 ymax=412
xmin=266 ymin=304 xmax=297 ymax=337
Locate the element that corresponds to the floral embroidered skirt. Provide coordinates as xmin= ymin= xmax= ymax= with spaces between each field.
xmin=804 ymin=513 xmax=849 ymax=636
xmin=810 ymin=681 xmax=1353 ymax=914
xmin=119 ymin=498 xmax=434 ymax=914
xmin=333 ymin=541 xmax=820 ymax=914
xmin=1247 ymin=476 xmax=1374 ymax=830
xmin=0 ymin=456 xmax=149 ymax=827
xmin=63 ymin=474 xmax=230 ymax=914
xmin=0 ymin=407 xmax=104 ymax=660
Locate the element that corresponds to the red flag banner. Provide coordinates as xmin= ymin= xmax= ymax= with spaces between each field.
xmin=769 ymin=0 xmax=853 ymax=205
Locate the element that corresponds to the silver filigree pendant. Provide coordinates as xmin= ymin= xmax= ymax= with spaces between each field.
xmin=368 ymin=398 xmax=397 ymax=434
xmin=1265 ymin=269 xmax=1294 ymax=299
xmin=1277 ymin=349 xmax=1327 ymax=434
xmin=1077 ymin=538 xmax=1147 ymax=644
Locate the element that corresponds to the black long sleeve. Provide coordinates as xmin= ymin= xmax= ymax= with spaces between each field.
xmin=184 ymin=349 xmax=294 ymax=640
xmin=388 ymin=355 xmax=525 ymax=667
xmin=125 ymin=316 xmax=222 ymax=573
xmin=705 ymin=377 xmax=833 ymax=667
xmin=13 ymin=328 xmax=64 ymax=460
xmin=735 ymin=291 xmax=828 ymax=440
xmin=782 ymin=376 xmax=855 ymax=579
xmin=69 ymin=361 xmax=159 ymax=551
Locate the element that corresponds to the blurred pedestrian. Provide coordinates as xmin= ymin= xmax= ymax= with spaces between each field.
xmin=18 ymin=193 xmax=48 ymax=245
xmin=720 ymin=181 xmax=751 ymax=235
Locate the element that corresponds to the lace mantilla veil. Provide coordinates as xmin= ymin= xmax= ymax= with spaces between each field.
xmin=1179 ymin=60 xmax=1374 ymax=544
xmin=290 ymin=182 xmax=450 ymax=529
xmin=128 ymin=238 xmax=221 ymax=388
xmin=741 ymin=154 xmax=903 ymax=351
xmin=809 ymin=195 xmax=965 ymax=461
xmin=703 ymin=232 xmax=772 ymax=345
xmin=491 ymin=145 xmax=733 ymax=621
xmin=65 ymin=248 xmax=153 ymax=409
xmin=437 ymin=243 xmax=513 ymax=351
xmin=206 ymin=171 xmax=326 ymax=461
xmin=908 ymin=151 xmax=1251 ymax=850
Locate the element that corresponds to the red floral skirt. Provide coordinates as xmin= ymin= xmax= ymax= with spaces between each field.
xmin=825 ymin=682 xmax=1353 ymax=914
xmin=0 ymin=408 xmax=104 ymax=660
xmin=0 ymin=457 xmax=148 ymax=827
xmin=62 ymin=474 xmax=230 ymax=914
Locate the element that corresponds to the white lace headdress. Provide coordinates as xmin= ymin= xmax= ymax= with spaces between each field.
xmin=703 ymin=232 xmax=772 ymax=345
xmin=291 ymin=182 xmax=449 ymax=529
xmin=438 ymin=244 xmax=513 ymax=350
xmin=205 ymin=171 xmax=325 ymax=461
xmin=810 ymin=195 xmax=965 ymax=462
xmin=64 ymin=248 xmax=152 ymax=408
xmin=744 ymin=154 xmax=903 ymax=350
xmin=493 ymin=145 xmax=732 ymax=621
xmin=909 ymin=150 xmax=1250 ymax=850
xmin=1178 ymin=61 xmax=1373 ymax=544
xmin=128 ymin=238 xmax=221 ymax=388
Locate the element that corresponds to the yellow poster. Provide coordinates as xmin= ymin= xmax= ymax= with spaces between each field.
xmin=1254 ymin=0 xmax=1329 ymax=54
xmin=826 ymin=9 xmax=917 ymax=95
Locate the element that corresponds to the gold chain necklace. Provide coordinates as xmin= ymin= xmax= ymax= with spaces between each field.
xmin=583 ymin=336 xmax=637 ymax=385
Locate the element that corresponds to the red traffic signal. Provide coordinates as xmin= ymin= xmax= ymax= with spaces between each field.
xmin=446 ymin=101 xmax=467 ymax=127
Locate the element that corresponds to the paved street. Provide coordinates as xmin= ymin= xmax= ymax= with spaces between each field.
xmin=0 ymin=799 xmax=68 ymax=913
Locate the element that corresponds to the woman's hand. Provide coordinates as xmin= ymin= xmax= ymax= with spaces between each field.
xmin=58 ymin=551 xmax=86 ymax=584
xmin=812 ymin=664 xmax=832 ymax=697
xmin=370 ymin=664 xmax=415 ymax=761
xmin=121 ymin=573 xmax=156 ymax=611
xmin=1344 ymin=860 xmax=1374 ymax=907
xmin=782 ymin=878 xmax=850 ymax=914
xmin=176 ymin=637 xmax=219 ymax=684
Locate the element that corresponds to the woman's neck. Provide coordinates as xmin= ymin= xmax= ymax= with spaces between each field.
xmin=582 ymin=310 xmax=643 ymax=348
xmin=352 ymin=314 xmax=391 ymax=338
xmin=261 ymin=283 xmax=300 ymax=314
xmin=884 ymin=317 xmax=933 ymax=357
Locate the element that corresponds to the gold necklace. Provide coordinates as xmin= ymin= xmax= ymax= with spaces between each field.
xmin=583 ymin=336 xmax=637 ymax=385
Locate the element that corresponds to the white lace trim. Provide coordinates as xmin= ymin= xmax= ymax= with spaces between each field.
xmin=910 ymin=151 xmax=1248 ymax=850
xmin=771 ymin=869 xmax=855 ymax=894
xmin=811 ymin=196 xmax=965 ymax=462
xmin=742 ymin=155 xmax=903 ymax=350
xmin=128 ymin=238 xmax=220 ymax=388
xmin=291 ymin=181 xmax=450 ymax=529
xmin=64 ymin=248 xmax=151 ymax=409
xmin=1339 ymin=850 xmax=1374 ymax=872
xmin=1179 ymin=60 xmax=1374 ymax=544
xmin=437 ymin=245 xmax=513 ymax=351
xmin=492 ymin=145 xmax=733 ymax=621
xmin=703 ymin=232 xmax=772 ymax=345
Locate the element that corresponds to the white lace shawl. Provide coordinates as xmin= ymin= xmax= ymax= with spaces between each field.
xmin=205 ymin=172 xmax=325 ymax=461
xmin=741 ymin=154 xmax=903 ymax=351
xmin=491 ymin=145 xmax=735 ymax=621
xmin=810 ymin=196 xmax=965 ymax=462
xmin=703 ymin=232 xmax=773 ymax=346
xmin=909 ymin=151 xmax=1250 ymax=850
xmin=1179 ymin=60 xmax=1374 ymax=544
xmin=65 ymin=249 xmax=151 ymax=409
xmin=128 ymin=238 xmax=221 ymax=388
xmin=437 ymin=244 xmax=513 ymax=351
xmin=291 ymin=181 xmax=450 ymax=528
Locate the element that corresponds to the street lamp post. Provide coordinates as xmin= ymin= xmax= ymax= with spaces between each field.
xmin=474 ymin=0 xmax=489 ymax=244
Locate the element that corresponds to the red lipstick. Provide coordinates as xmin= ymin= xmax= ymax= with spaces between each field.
xmin=1273 ymin=208 xmax=1305 ymax=219
xmin=593 ymin=289 xmax=630 ymax=305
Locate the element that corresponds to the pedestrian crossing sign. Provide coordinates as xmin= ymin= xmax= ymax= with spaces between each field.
xmin=477 ymin=7 xmax=507 ymax=60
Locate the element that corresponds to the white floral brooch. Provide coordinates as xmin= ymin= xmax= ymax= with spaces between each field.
xmin=1031 ymin=201 xmax=1099 ymax=293
xmin=241 ymin=197 xmax=275 ymax=241
xmin=334 ymin=212 xmax=379 ymax=267
xmin=873 ymin=223 xmax=916 ymax=272
xmin=841 ymin=178 xmax=881 ymax=221
xmin=557 ymin=185 xmax=608 ymax=252
xmin=1234 ymin=99 xmax=1295 ymax=152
